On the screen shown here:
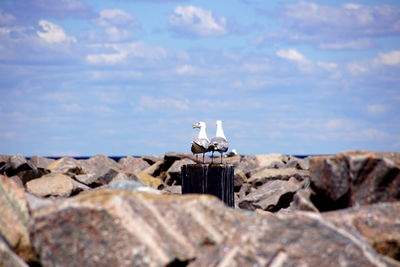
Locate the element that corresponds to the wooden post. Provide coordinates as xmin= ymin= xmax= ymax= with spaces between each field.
xmin=181 ymin=164 xmax=234 ymax=207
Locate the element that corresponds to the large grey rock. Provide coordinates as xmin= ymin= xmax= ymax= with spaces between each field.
xmin=323 ymin=202 xmax=400 ymax=262
xmin=118 ymin=156 xmax=150 ymax=175
xmin=47 ymin=157 xmax=83 ymax=175
xmin=0 ymin=154 xmax=45 ymax=183
xmin=165 ymin=158 xmax=195 ymax=185
xmin=79 ymin=155 xmax=122 ymax=186
xmin=238 ymin=177 xmax=303 ymax=211
xmin=0 ymin=175 xmax=35 ymax=262
xmin=29 ymin=190 xmax=399 ymax=267
xmin=309 ymin=151 xmax=400 ymax=211
xmin=248 ymin=168 xmax=309 ymax=185
xmin=29 ymin=156 xmax=55 ymax=170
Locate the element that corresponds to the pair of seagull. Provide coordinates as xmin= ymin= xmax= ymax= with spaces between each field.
xmin=191 ymin=120 xmax=229 ymax=164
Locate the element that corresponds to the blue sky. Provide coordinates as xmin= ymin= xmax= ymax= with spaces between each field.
xmin=0 ymin=0 xmax=399 ymax=156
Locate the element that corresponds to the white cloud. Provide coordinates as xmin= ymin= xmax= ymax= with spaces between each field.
xmin=276 ymin=49 xmax=309 ymax=64
xmin=379 ymin=50 xmax=400 ymax=65
xmin=86 ymin=52 xmax=126 ymax=65
xmin=86 ymin=41 xmax=167 ymax=65
xmin=36 ymin=20 xmax=76 ymax=44
xmin=347 ymin=62 xmax=369 ymax=75
xmin=93 ymin=9 xmax=137 ymax=42
xmin=319 ymin=39 xmax=374 ymax=50
xmin=95 ymin=9 xmax=135 ymax=27
xmin=175 ymin=64 xmax=196 ymax=75
xmin=0 ymin=10 xmax=16 ymax=25
xmin=169 ymin=5 xmax=227 ymax=36
xmin=317 ymin=61 xmax=337 ymax=72
xmin=367 ymin=104 xmax=385 ymax=115
xmin=138 ymin=96 xmax=189 ymax=112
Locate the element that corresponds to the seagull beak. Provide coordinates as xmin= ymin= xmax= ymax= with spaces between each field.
xmin=192 ymin=123 xmax=199 ymax=128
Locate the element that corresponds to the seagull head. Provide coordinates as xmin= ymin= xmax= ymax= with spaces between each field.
xmin=192 ymin=121 xmax=206 ymax=129
xmin=216 ymin=120 xmax=222 ymax=127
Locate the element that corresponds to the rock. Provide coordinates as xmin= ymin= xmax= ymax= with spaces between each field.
xmin=236 ymin=155 xmax=258 ymax=175
xmin=238 ymin=177 xmax=303 ymax=212
xmin=26 ymin=173 xmax=74 ymax=197
xmin=323 ymin=202 xmax=400 ymax=262
xmin=133 ymin=171 xmax=164 ymax=189
xmin=0 ymin=154 xmax=11 ymax=168
xmin=287 ymin=186 xmax=319 ymax=212
xmin=30 ymin=190 xmax=398 ymax=267
xmin=0 ymin=154 xmax=44 ymax=183
xmin=141 ymin=155 xmax=164 ymax=165
xmin=47 ymin=157 xmax=83 ymax=175
xmin=0 ymin=174 xmax=35 ymax=262
xmin=25 ymin=193 xmax=54 ymax=211
xmin=30 ymin=191 xmax=235 ymax=267
xmin=118 ymin=156 xmax=150 ymax=175
xmin=255 ymin=153 xmax=287 ymax=169
xmin=233 ymin=170 xmax=248 ymax=188
xmin=9 ymin=175 xmax=24 ymax=188
xmin=106 ymin=180 xmax=161 ymax=194
xmin=309 ymin=151 xmax=400 ymax=211
xmin=79 ymin=155 xmax=121 ymax=186
xmin=0 ymin=238 xmax=29 ymax=267
xmin=29 ymin=156 xmax=55 ymax=169
xmin=71 ymin=179 xmax=92 ymax=194
xmin=286 ymin=156 xmax=310 ymax=170
xmin=248 ymin=168 xmax=309 ymax=185
xmin=162 ymin=185 xmax=182 ymax=195
xmin=141 ymin=160 xmax=164 ymax=177
xmin=165 ymin=158 xmax=195 ymax=185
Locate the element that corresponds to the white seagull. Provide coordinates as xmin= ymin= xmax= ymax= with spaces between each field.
xmin=191 ymin=121 xmax=210 ymax=163
xmin=209 ymin=120 xmax=229 ymax=164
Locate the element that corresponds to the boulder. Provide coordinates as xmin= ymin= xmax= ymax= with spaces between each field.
xmin=141 ymin=155 xmax=164 ymax=165
xmin=0 ymin=154 xmax=11 ymax=168
xmin=238 ymin=177 xmax=303 ymax=211
xmin=0 ymin=154 xmax=45 ymax=183
xmin=286 ymin=156 xmax=310 ymax=170
xmin=79 ymin=155 xmax=122 ymax=186
xmin=247 ymin=168 xmax=309 ymax=185
xmin=323 ymin=202 xmax=400 ymax=262
xmin=30 ymin=190 xmax=399 ymax=267
xmin=255 ymin=153 xmax=287 ymax=169
xmin=309 ymin=151 xmax=400 ymax=211
xmin=26 ymin=173 xmax=74 ymax=197
xmin=118 ymin=156 xmax=150 ymax=175
xmin=29 ymin=156 xmax=55 ymax=169
xmin=165 ymin=158 xmax=195 ymax=185
xmin=25 ymin=193 xmax=54 ymax=211
xmin=106 ymin=180 xmax=161 ymax=194
xmin=0 ymin=238 xmax=29 ymax=267
xmin=133 ymin=171 xmax=164 ymax=189
xmin=46 ymin=157 xmax=83 ymax=175
xmin=0 ymin=175 xmax=35 ymax=261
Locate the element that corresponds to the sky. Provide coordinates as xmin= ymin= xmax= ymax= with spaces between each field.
xmin=0 ymin=0 xmax=399 ymax=157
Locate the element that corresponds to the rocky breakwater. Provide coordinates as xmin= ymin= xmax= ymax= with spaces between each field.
xmin=0 ymin=151 xmax=399 ymax=266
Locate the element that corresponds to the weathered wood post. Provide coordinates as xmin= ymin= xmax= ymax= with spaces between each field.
xmin=181 ymin=164 xmax=234 ymax=207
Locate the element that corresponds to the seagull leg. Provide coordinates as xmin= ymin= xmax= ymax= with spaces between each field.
xmin=211 ymin=151 xmax=214 ymax=164
xmin=220 ymin=153 xmax=223 ymax=164
xmin=202 ymin=153 xmax=205 ymax=164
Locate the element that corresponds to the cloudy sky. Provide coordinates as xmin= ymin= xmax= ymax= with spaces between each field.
xmin=0 ymin=0 xmax=399 ymax=157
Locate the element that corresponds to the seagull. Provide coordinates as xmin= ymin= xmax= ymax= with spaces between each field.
xmin=209 ymin=120 xmax=229 ymax=164
xmin=191 ymin=121 xmax=210 ymax=163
